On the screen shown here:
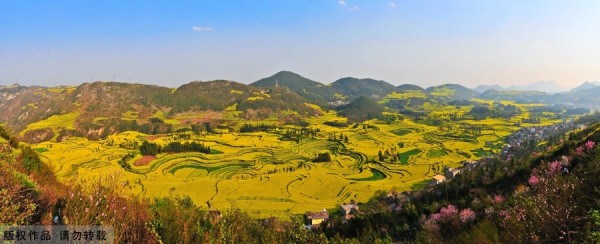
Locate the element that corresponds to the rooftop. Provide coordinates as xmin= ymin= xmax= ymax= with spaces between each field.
xmin=306 ymin=211 xmax=329 ymax=220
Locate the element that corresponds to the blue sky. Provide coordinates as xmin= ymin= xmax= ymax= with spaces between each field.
xmin=1 ymin=0 xmax=600 ymax=88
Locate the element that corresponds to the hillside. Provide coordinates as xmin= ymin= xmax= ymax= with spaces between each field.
xmin=0 ymin=80 xmax=316 ymax=142
xmin=322 ymin=114 xmax=600 ymax=242
xmin=173 ymin=79 xmax=313 ymax=115
xmin=331 ymin=77 xmax=398 ymax=101
xmin=478 ymin=89 xmax=550 ymax=103
xmin=337 ymin=96 xmax=385 ymax=123
xmin=571 ymin=81 xmax=600 ymax=93
xmin=426 ymin=84 xmax=478 ymax=101
xmin=250 ymin=71 xmax=335 ymax=105
xmin=567 ymin=86 xmax=600 ymax=105
xmin=397 ymin=84 xmax=425 ymax=92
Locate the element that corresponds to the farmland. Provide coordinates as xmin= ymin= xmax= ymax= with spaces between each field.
xmin=31 ymin=100 xmax=566 ymax=219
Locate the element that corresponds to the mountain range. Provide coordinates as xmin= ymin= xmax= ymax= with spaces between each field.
xmin=475 ymin=81 xmax=579 ymax=94
xmin=1 ymin=71 xmax=599 ymax=142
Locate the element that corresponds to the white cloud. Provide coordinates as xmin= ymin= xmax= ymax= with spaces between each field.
xmin=389 ymin=2 xmax=396 ymax=8
xmin=338 ymin=0 xmax=359 ymax=11
xmin=192 ymin=26 xmax=213 ymax=32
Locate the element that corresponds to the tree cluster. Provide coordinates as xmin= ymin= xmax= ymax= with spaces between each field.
xmin=239 ymin=123 xmax=275 ymax=133
xmin=280 ymin=127 xmax=319 ymax=142
xmin=139 ymin=141 xmax=211 ymax=156
xmin=312 ymin=152 xmax=331 ymax=162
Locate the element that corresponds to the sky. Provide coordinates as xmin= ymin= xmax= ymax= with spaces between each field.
xmin=1 ymin=0 xmax=600 ymax=89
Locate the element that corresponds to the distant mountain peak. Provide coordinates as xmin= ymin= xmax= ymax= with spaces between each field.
xmin=274 ymin=70 xmax=301 ymax=76
xmin=571 ymin=81 xmax=600 ymax=93
xmin=250 ymin=71 xmax=332 ymax=104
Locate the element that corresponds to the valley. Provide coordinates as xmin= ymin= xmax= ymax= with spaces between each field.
xmin=16 ymin=91 xmax=573 ymax=219
xmin=5 ymin=3 xmax=600 ymax=242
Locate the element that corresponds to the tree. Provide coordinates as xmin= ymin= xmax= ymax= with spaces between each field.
xmin=313 ymin=152 xmax=331 ymax=162
xmin=21 ymin=146 xmax=41 ymax=172
xmin=203 ymin=122 xmax=214 ymax=134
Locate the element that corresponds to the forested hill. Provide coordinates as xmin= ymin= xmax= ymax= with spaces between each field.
xmin=250 ymin=71 xmax=335 ymax=105
xmin=0 ymin=79 xmax=316 ymax=142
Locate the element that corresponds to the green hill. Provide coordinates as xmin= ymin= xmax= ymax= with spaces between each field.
xmin=331 ymin=77 xmax=398 ymax=102
xmin=397 ymin=84 xmax=424 ymax=91
xmin=426 ymin=84 xmax=478 ymax=101
xmin=251 ymin=71 xmax=335 ymax=105
xmin=478 ymin=89 xmax=550 ymax=103
xmin=337 ymin=96 xmax=385 ymax=123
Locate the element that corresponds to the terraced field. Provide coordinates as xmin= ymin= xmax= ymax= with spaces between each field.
xmin=32 ymin=102 xmax=565 ymax=219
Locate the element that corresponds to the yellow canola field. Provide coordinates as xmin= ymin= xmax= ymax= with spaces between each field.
xmin=33 ymin=101 xmax=564 ymax=220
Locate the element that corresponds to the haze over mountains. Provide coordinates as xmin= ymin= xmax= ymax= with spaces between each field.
xmin=475 ymin=81 xmax=581 ymax=94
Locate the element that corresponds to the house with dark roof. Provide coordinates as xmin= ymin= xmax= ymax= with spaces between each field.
xmin=306 ymin=210 xmax=329 ymax=226
xmin=444 ymin=167 xmax=462 ymax=180
xmin=340 ymin=203 xmax=360 ymax=220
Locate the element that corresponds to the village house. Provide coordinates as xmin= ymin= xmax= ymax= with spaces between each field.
xmin=306 ymin=209 xmax=329 ymax=227
xmin=429 ymin=174 xmax=446 ymax=186
xmin=340 ymin=203 xmax=360 ymax=220
xmin=444 ymin=167 xmax=462 ymax=180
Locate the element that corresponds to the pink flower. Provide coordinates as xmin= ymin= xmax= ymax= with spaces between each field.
xmin=440 ymin=204 xmax=458 ymax=218
xmin=423 ymin=219 xmax=440 ymax=233
xmin=498 ymin=210 xmax=510 ymax=219
xmin=460 ymin=208 xmax=476 ymax=223
xmin=493 ymin=195 xmax=505 ymax=204
xmin=549 ymin=161 xmax=562 ymax=174
xmin=528 ymin=174 xmax=540 ymax=186
xmin=586 ymin=141 xmax=596 ymax=150
xmin=577 ymin=146 xmax=584 ymax=155
xmin=430 ymin=213 xmax=441 ymax=222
